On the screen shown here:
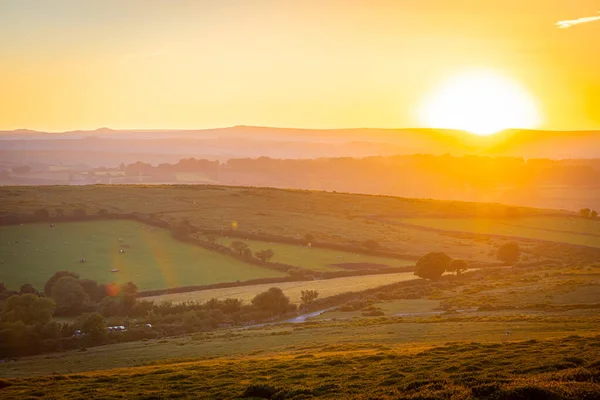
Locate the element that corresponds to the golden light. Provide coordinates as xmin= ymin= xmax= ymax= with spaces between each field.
xmin=418 ymin=69 xmax=541 ymax=136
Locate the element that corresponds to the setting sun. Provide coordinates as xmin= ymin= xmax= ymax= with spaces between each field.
xmin=419 ymin=70 xmax=541 ymax=136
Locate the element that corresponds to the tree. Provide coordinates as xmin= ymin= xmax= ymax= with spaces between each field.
xmin=79 ymin=279 xmax=107 ymax=303
xmin=231 ymin=241 xmax=252 ymax=258
xmin=414 ymin=252 xmax=452 ymax=280
xmin=448 ymin=259 xmax=469 ymax=275
xmin=591 ymin=210 xmax=598 ymax=220
xmin=1 ymin=294 xmax=55 ymax=326
xmin=363 ymin=240 xmax=380 ymax=252
xmin=580 ymin=208 xmax=591 ymax=218
xmin=120 ymin=281 xmax=137 ymax=295
xmin=497 ymin=242 xmax=521 ymax=265
xmin=19 ymin=283 xmax=38 ymax=295
xmin=51 ymin=276 xmax=90 ymax=316
xmin=255 ymin=249 xmax=274 ymax=262
xmin=301 ymin=290 xmax=319 ymax=305
xmin=251 ymin=287 xmax=294 ymax=315
xmin=44 ymin=271 xmax=80 ymax=296
xmin=97 ymin=208 xmax=108 ymax=216
xmin=80 ymin=313 xmax=106 ymax=342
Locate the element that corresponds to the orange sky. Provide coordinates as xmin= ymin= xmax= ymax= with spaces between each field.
xmin=1 ymin=0 xmax=599 ymax=132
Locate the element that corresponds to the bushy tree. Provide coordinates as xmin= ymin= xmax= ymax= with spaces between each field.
xmin=19 ymin=283 xmax=38 ymax=295
xmin=448 ymin=259 xmax=469 ymax=275
xmin=51 ymin=276 xmax=90 ymax=316
xmin=255 ymin=249 xmax=274 ymax=262
xmin=251 ymin=287 xmax=294 ymax=315
xmin=497 ymin=242 xmax=521 ymax=264
xmin=414 ymin=252 xmax=452 ymax=280
xmin=44 ymin=271 xmax=80 ymax=296
xmin=80 ymin=313 xmax=106 ymax=342
xmin=304 ymin=233 xmax=314 ymax=245
xmin=580 ymin=208 xmax=591 ymax=218
xmin=1 ymin=294 xmax=55 ymax=326
xmin=301 ymin=290 xmax=319 ymax=305
xmin=231 ymin=241 xmax=252 ymax=258
xmin=78 ymin=279 xmax=107 ymax=303
xmin=591 ymin=210 xmax=598 ymax=220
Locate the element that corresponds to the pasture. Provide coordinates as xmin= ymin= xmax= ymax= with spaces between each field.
xmin=145 ymin=271 xmax=419 ymax=304
xmin=0 ymin=185 xmax=565 ymax=264
xmin=218 ymin=237 xmax=415 ymax=272
xmin=400 ymin=216 xmax=600 ymax=248
xmin=0 ymin=221 xmax=285 ymax=291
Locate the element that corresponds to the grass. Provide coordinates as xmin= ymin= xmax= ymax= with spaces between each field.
xmin=313 ymin=299 xmax=441 ymax=320
xmin=145 ymin=271 xmax=419 ymax=304
xmin=0 ymin=185 xmax=570 ymax=265
xmin=0 ymin=220 xmax=285 ymax=291
xmin=219 ymin=237 xmax=415 ymax=272
xmin=400 ymin=216 xmax=600 ymax=248
xmin=1 ymin=329 xmax=600 ymax=398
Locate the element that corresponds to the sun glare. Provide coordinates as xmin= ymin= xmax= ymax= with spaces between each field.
xmin=419 ymin=69 xmax=541 ymax=136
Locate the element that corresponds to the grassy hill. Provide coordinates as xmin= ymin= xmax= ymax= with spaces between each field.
xmin=0 ymin=220 xmax=285 ymax=290
xmin=1 ymin=185 xmax=588 ymax=266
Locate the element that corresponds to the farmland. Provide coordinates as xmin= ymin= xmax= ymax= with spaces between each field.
xmin=0 ymin=220 xmax=285 ymax=291
xmin=218 ymin=237 xmax=415 ymax=272
xmin=0 ymin=185 xmax=587 ymax=266
xmin=399 ymin=216 xmax=600 ymax=248
xmin=145 ymin=271 xmax=420 ymax=305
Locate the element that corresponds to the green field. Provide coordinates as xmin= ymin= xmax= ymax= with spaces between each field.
xmin=0 ymin=185 xmax=570 ymax=265
xmin=0 ymin=221 xmax=285 ymax=291
xmin=400 ymin=216 xmax=600 ymax=248
xmin=219 ymin=237 xmax=415 ymax=272
xmin=145 ymin=271 xmax=419 ymax=305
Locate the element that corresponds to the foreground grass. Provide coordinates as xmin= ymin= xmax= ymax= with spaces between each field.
xmin=2 ymin=335 xmax=600 ymax=399
xmin=219 ymin=238 xmax=415 ymax=272
xmin=0 ymin=221 xmax=285 ymax=290
xmin=144 ymin=272 xmax=419 ymax=304
xmin=3 ymin=312 xmax=600 ymax=378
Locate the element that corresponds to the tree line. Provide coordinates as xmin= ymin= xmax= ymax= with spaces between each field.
xmin=0 ymin=271 xmax=320 ymax=357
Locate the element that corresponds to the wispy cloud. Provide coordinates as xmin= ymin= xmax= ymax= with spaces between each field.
xmin=556 ymin=12 xmax=600 ymax=29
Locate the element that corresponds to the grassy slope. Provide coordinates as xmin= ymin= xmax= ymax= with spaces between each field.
xmin=0 ymin=185 xmax=567 ymax=264
xmin=219 ymin=237 xmax=415 ymax=272
xmin=145 ymin=272 xmax=419 ymax=304
xmin=0 ymin=220 xmax=285 ymax=290
xmin=400 ymin=216 xmax=600 ymax=248
xmin=1 ymin=335 xmax=600 ymax=399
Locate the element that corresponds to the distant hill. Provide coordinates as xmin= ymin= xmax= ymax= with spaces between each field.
xmin=1 ymin=126 xmax=599 ymax=160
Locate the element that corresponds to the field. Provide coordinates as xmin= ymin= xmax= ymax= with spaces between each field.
xmin=0 ymin=185 xmax=577 ymax=266
xmin=399 ymin=216 xmax=600 ymax=248
xmin=2 ymin=185 xmax=600 ymax=398
xmin=0 ymin=220 xmax=285 ymax=291
xmin=219 ymin=237 xmax=415 ymax=272
xmin=1 ymin=322 xmax=600 ymax=398
xmin=145 ymin=271 xmax=419 ymax=304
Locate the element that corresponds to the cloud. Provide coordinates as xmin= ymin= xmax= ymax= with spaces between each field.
xmin=556 ymin=12 xmax=600 ymax=29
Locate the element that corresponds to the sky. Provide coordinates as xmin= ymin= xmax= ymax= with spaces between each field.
xmin=1 ymin=0 xmax=599 ymax=132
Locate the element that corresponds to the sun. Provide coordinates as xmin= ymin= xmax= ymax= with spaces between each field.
xmin=418 ymin=69 xmax=541 ymax=136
